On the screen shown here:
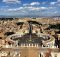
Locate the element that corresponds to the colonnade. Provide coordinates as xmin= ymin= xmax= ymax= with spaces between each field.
xmin=20 ymin=43 xmax=39 ymax=47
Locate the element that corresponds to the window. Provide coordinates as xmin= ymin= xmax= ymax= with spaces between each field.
xmin=55 ymin=54 xmax=57 ymax=57
xmin=39 ymin=53 xmax=43 ymax=57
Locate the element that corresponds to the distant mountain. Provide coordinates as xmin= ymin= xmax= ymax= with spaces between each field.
xmin=0 ymin=15 xmax=60 ymax=18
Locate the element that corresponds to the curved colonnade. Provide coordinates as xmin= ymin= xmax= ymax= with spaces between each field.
xmin=6 ymin=33 xmax=55 ymax=48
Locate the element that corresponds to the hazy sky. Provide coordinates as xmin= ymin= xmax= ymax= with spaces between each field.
xmin=0 ymin=0 xmax=60 ymax=17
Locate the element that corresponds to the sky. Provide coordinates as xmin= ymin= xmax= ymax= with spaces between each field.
xmin=0 ymin=0 xmax=60 ymax=17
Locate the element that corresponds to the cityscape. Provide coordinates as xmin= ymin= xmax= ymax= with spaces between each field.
xmin=0 ymin=0 xmax=60 ymax=57
xmin=0 ymin=18 xmax=60 ymax=57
